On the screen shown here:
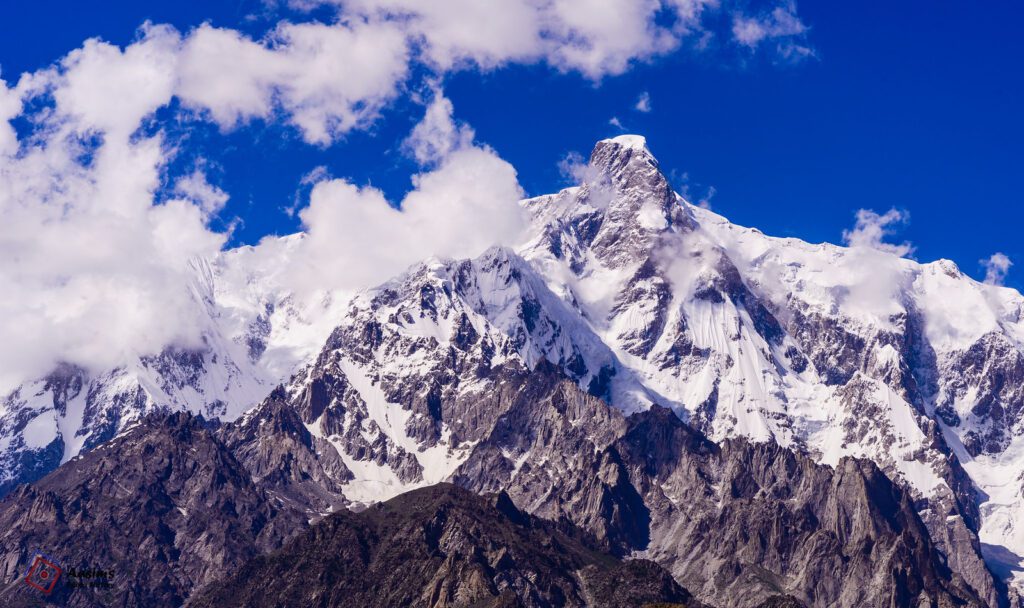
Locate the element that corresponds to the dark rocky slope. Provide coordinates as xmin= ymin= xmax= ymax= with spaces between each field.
xmin=189 ymin=483 xmax=706 ymax=608
xmin=219 ymin=386 xmax=353 ymax=515
xmin=0 ymin=387 xmax=990 ymax=608
xmin=0 ymin=412 xmax=305 ymax=608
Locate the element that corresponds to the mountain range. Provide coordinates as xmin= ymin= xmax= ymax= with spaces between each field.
xmin=2 ymin=135 xmax=1022 ymax=606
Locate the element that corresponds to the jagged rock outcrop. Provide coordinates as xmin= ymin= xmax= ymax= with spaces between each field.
xmin=218 ymin=386 xmax=353 ymax=514
xmin=450 ymin=374 xmax=984 ymax=607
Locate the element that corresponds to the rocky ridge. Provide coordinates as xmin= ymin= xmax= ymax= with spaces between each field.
xmin=188 ymin=483 xmax=705 ymax=608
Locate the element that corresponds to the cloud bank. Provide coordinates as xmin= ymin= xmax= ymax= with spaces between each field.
xmin=0 ymin=0 xmax=812 ymax=392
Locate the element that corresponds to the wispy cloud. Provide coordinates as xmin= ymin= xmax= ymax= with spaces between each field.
xmin=981 ymin=252 xmax=1013 ymax=285
xmin=732 ymin=1 xmax=815 ymax=63
xmin=634 ymin=91 xmax=652 ymax=113
xmin=842 ymin=208 xmax=914 ymax=257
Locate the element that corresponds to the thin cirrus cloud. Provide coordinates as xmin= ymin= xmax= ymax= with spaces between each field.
xmin=0 ymin=0 xmax=811 ymax=391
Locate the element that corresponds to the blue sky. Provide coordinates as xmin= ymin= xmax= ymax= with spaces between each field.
xmin=1 ymin=0 xmax=1022 ymax=287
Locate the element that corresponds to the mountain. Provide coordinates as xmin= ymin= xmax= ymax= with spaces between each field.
xmin=0 ymin=237 xmax=348 ymax=497
xmin=232 ymin=356 xmax=982 ymax=605
xmin=2 ymin=134 xmax=1024 ymax=603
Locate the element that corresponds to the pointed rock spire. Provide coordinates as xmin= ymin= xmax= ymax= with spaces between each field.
xmin=582 ymin=135 xmax=694 ymax=268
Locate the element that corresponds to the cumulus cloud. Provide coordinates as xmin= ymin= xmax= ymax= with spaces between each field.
xmin=334 ymin=0 xmax=679 ymax=78
xmin=42 ymin=24 xmax=180 ymax=140
xmin=0 ymin=73 xmax=21 ymax=156
xmin=982 ymin=252 xmax=1012 ymax=286
xmin=174 ymin=169 xmax=230 ymax=217
xmin=292 ymin=123 xmax=526 ymax=291
xmin=842 ymin=208 xmax=915 ymax=258
xmin=177 ymin=20 xmax=409 ymax=144
xmin=316 ymin=0 xmax=798 ymax=78
xmin=0 ymin=122 xmax=226 ymax=392
xmin=634 ymin=91 xmax=652 ymax=112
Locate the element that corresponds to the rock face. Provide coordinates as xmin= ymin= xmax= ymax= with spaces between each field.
xmin=0 ymin=412 xmax=305 ymax=608
xmin=189 ymin=483 xmax=704 ymax=608
xmin=450 ymin=375 xmax=984 ymax=607
xmin=218 ymin=386 xmax=353 ymax=515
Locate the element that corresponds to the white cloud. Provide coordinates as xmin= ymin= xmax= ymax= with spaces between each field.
xmin=325 ymin=0 xmax=790 ymax=79
xmin=174 ymin=169 xmax=230 ymax=217
xmin=635 ymin=91 xmax=652 ymax=112
xmin=177 ymin=20 xmax=410 ymax=144
xmin=292 ymin=145 xmax=526 ymax=292
xmin=403 ymin=89 xmax=474 ymax=165
xmin=558 ymin=151 xmax=589 ymax=183
xmin=609 ymin=116 xmax=624 ymax=129
xmin=542 ymin=0 xmax=680 ymax=78
xmin=0 ymin=73 xmax=25 ymax=157
xmin=842 ymin=208 xmax=914 ymax=258
xmin=982 ymin=252 xmax=1012 ymax=285
xmin=288 ymin=92 xmax=525 ymax=292
xmin=732 ymin=1 xmax=813 ymax=62
xmin=340 ymin=0 xmax=548 ymax=71
xmin=46 ymin=24 xmax=180 ymax=141
xmin=174 ymin=26 xmax=279 ymax=128
xmin=557 ymin=149 xmax=619 ymax=210
xmin=0 ymin=126 xmax=226 ymax=392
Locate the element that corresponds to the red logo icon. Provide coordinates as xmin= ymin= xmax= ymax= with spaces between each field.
xmin=24 ymin=555 xmax=62 ymax=594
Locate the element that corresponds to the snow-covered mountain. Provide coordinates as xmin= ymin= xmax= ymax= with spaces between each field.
xmin=0 ymin=236 xmax=349 ymax=496
xmin=2 ymin=134 xmax=1024 ymax=600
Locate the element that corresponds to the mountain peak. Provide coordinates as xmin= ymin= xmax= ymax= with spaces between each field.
xmin=572 ymin=134 xmax=695 ymax=268
xmin=601 ymin=134 xmax=650 ymax=152
xmin=591 ymin=134 xmax=657 ymax=174
xmin=588 ymin=133 xmax=660 ymax=183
